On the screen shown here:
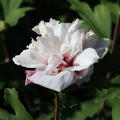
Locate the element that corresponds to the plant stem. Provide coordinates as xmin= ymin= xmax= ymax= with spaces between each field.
xmin=110 ymin=12 xmax=120 ymax=54
xmin=106 ymin=13 xmax=120 ymax=79
xmin=54 ymin=92 xmax=60 ymax=120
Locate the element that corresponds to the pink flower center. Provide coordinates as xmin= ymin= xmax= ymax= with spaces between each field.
xmin=57 ymin=54 xmax=74 ymax=72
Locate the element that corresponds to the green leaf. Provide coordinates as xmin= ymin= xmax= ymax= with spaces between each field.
xmin=0 ymin=0 xmax=22 ymax=18
xmin=111 ymin=76 xmax=120 ymax=84
xmin=67 ymin=100 xmax=101 ymax=120
xmin=69 ymin=0 xmax=112 ymax=38
xmin=9 ymin=0 xmax=22 ymax=12
xmin=5 ymin=7 xmax=33 ymax=26
xmin=104 ymin=2 xmax=120 ymax=22
xmin=111 ymin=98 xmax=120 ymax=120
xmin=0 ymin=0 xmax=9 ymax=18
xmin=0 ymin=0 xmax=33 ymax=26
xmin=59 ymin=15 xmax=67 ymax=22
xmin=69 ymin=0 xmax=94 ymax=28
xmin=79 ymin=22 xmax=90 ymax=29
xmin=93 ymin=4 xmax=111 ymax=38
xmin=0 ymin=109 xmax=15 ymax=120
xmin=4 ymin=88 xmax=33 ymax=120
xmin=96 ymin=88 xmax=120 ymax=103
xmin=0 ymin=20 xmax=6 ymax=31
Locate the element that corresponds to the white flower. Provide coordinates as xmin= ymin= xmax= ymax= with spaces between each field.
xmin=13 ymin=18 xmax=109 ymax=92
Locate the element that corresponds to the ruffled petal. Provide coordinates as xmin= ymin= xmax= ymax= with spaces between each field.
xmin=63 ymin=19 xmax=83 ymax=45
xmin=83 ymin=30 xmax=109 ymax=58
xmin=61 ymin=20 xmax=84 ymax=61
xmin=32 ymin=20 xmax=48 ymax=36
xmin=13 ymin=34 xmax=62 ymax=69
xmin=44 ymin=53 xmax=66 ymax=74
xmin=26 ymin=70 xmax=75 ymax=92
xmin=46 ymin=18 xmax=71 ymax=40
xmin=13 ymin=49 xmax=46 ymax=69
xmin=68 ymin=19 xmax=83 ymax=33
xmin=68 ymin=30 xmax=84 ymax=60
xmin=13 ymin=37 xmax=58 ymax=68
xmin=68 ymin=48 xmax=99 ymax=71
xmin=32 ymin=18 xmax=71 ymax=41
xmin=36 ymin=36 xmax=61 ymax=55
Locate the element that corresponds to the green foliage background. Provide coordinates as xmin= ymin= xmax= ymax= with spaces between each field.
xmin=0 ymin=0 xmax=120 ymax=120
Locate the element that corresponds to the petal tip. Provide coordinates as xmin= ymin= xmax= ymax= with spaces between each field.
xmin=12 ymin=57 xmax=20 ymax=66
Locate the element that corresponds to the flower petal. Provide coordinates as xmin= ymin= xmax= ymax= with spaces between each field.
xmin=68 ymin=19 xmax=83 ymax=33
xmin=36 ymin=36 xmax=61 ymax=55
xmin=13 ymin=49 xmax=46 ymax=69
xmin=46 ymin=18 xmax=71 ymax=40
xmin=25 ymin=70 xmax=37 ymax=85
xmin=68 ymin=48 xmax=99 ymax=71
xmin=61 ymin=20 xmax=84 ymax=61
xmin=63 ymin=19 xmax=83 ymax=45
xmin=94 ymin=38 xmax=109 ymax=58
xmin=13 ymin=34 xmax=62 ymax=69
xmin=26 ymin=70 xmax=75 ymax=92
xmin=44 ymin=53 xmax=66 ymax=74
xmin=83 ymin=30 xmax=109 ymax=58
xmin=32 ymin=20 xmax=48 ymax=36
xmin=68 ymin=30 xmax=84 ymax=60
xmin=83 ymin=30 xmax=99 ymax=48
xmin=75 ymin=66 xmax=94 ymax=85
xmin=32 ymin=18 xmax=71 ymax=41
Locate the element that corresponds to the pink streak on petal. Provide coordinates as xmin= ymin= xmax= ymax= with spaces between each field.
xmin=25 ymin=70 xmax=38 ymax=85
xmin=75 ymin=69 xmax=89 ymax=85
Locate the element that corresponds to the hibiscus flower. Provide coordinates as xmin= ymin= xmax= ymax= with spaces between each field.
xmin=13 ymin=18 xmax=109 ymax=92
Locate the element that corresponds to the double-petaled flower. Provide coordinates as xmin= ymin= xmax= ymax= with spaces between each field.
xmin=13 ymin=19 xmax=109 ymax=92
